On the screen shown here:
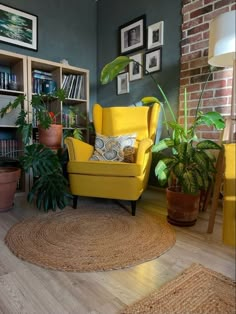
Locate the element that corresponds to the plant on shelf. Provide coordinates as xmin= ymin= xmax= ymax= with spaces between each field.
xmin=100 ymin=56 xmax=225 ymax=226
xmin=0 ymin=89 xmax=72 ymax=212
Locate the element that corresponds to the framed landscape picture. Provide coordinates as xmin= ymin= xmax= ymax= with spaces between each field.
xmin=0 ymin=4 xmax=38 ymax=51
xmin=147 ymin=21 xmax=164 ymax=50
xmin=129 ymin=53 xmax=143 ymax=81
xmin=145 ymin=49 xmax=162 ymax=73
xmin=117 ymin=72 xmax=129 ymax=95
xmin=119 ymin=15 xmax=146 ymax=55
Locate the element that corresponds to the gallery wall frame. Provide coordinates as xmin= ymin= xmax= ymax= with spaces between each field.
xmin=119 ymin=15 xmax=146 ymax=55
xmin=145 ymin=48 xmax=162 ymax=73
xmin=147 ymin=21 xmax=164 ymax=50
xmin=0 ymin=4 xmax=38 ymax=51
xmin=129 ymin=53 xmax=143 ymax=81
xmin=117 ymin=72 xmax=129 ymax=95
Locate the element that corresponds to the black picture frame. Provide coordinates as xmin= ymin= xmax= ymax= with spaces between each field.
xmin=0 ymin=4 xmax=38 ymax=51
xmin=119 ymin=15 xmax=146 ymax=55
xmin=145 ymin=48 xmax=162 ymax=73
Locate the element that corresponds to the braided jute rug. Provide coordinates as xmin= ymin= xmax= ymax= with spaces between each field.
xmin=4 ymin=200 xmax=176 ymax=272
xmin=120 ymin=263 xmax=236 ymax=314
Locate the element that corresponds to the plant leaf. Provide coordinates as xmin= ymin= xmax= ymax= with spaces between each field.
xmin=196 ymin=112 xmax=225 ymax=130
xmin=196 ymin=140 xmax=222 ymax=150
xmin=152 ymin=138 xmax=174 ymax=152
xmin=100 ymin=56 xmax=131 ymax=84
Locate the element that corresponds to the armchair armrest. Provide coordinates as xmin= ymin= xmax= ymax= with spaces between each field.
xmin=136 ymin=138 xmax=153 ymax=165
xmin=64 ymin=137 xmax=94 ymax=161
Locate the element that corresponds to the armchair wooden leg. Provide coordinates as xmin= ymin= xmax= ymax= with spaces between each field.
xmin=73 ymin=195 xmax=78 ymax=209
xmin=131 ymin=201 xmax=136 ymax=216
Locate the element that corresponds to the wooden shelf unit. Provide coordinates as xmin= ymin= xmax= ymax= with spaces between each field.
xmin=0 ymin=49 xmax=90 ymax=194
xmin=0 ymin=50 xmax=27 ymax=194
xmin=27 ymin=56 xmax=90 ymax=143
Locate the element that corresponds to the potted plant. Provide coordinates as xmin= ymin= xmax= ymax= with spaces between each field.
xmin=100 ymin=56 xmax=225 ymax=226
xmin=0 ymin=89 xmax=72 ymax=212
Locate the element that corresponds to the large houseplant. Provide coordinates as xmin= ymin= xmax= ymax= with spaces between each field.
xmin=0 ymin=89 xmax=72 ymax=212
xmin=100 ymin=56 xmax=225 ymax=225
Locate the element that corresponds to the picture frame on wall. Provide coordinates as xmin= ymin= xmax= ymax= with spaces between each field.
xmin=145 ymin=49 xmax=162 ymax=73
xmin=0 ymin=4 xmax=38 ymax=51
xmin=117 ymin=72 xmax=129 ymax=95
xmin=129 ymin=53 xmax=143 ymax=81
xmin=119 ymin=15 xmax=146 ymax=55
xmin=147 ymin=21 xmax=164 ymax=50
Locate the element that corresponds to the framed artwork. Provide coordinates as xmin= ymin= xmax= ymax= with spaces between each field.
xmin=129 ymin=53 xmax=143 ymax=81
xmin=0 ymin=4 xmax=38 ymax=51
xmin=145 ymin=49 xmax=162 ymax=73
xmin=147 ymin=21 xmax=164 ymax=50
xmin=117 ymin=72 xmax=129 ymax=95
xmin=119 ymin=15 xmax=146 ymax=55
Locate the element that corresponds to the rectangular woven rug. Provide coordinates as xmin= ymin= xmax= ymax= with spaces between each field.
xmin=120 ymin=263 xmax=236 ymax=314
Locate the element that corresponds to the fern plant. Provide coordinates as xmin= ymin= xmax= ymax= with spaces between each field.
xmin=100 ymin=56 xmax=225 ymax=194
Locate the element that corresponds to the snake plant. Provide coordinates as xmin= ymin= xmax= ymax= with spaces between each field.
xmin=100 ymin=56 xmax=225 ymax=194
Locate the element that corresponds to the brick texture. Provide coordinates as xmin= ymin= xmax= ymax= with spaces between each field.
xmin=179 ymin=1 xmax=235 ymax=141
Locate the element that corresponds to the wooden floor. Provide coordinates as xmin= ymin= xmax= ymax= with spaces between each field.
xmin=0 ymin=188 xmax=235 ymax=314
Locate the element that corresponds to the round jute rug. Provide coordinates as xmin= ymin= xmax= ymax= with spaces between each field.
xmin=4 ymin=203 xmax=176 ymax=272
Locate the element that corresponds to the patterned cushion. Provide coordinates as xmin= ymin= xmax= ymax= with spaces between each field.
xmin=89 ymin=133 xmax=136 ymax=162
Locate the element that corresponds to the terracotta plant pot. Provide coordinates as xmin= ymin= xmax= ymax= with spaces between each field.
xmin=38 ymin=124 xmax=62 ymax=149
xmin=0 ymin=167 xmax=21 ymax=212
xmin=166 ymin=186 xmax=200 ymax=226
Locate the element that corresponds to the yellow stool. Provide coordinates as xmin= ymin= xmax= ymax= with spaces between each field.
xmin=223 ymin=144 xmax=236 ymax=246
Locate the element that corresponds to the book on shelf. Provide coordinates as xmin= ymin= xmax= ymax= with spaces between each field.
xmin=0 ymin=72 xmax=17 ymax=90
xmin=0 ymin=139 xmax=18 ymax=159
xmin=32 ymin=69 xmax=52 ymax=77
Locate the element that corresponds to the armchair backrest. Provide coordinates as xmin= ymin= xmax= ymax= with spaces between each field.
xmin=93 ymin=103 xmax=161 ymax=142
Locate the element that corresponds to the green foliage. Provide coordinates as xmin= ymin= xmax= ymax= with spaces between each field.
xmin=20 ymin=144 xmax=72 ymax=212
xmin=100 ymin=55 xmax=226 ymax=195
xmin=0 ymin=89 xmax=71 ymax=212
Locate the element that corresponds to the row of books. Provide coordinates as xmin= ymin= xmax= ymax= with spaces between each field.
xmin=0 ymin=72 xmax=17 ymax=90
xmin=32 ymin=69 xmax=53 ymax=94
xmin=62 ymin=74 xmax=85 ymax=99
xmin=0 ymin=139 xmax=19 ymax=158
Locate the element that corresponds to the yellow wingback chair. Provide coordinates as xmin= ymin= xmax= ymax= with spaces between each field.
xmin=65 ymin=102 xmax=161 ymax=215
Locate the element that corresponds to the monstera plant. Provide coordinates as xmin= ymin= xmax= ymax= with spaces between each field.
xmin=0 ymin=89 xmax=72 ymax=212
xmin=100 ymin=56 xmax=225 ymax=226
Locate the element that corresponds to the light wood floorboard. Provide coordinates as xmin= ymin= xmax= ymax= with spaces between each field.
xmin=0 ymin=188 xmax=235 ymax=314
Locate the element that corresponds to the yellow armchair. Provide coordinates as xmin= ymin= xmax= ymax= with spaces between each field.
xmin=65 ymin=102 xmax=161 ymax=215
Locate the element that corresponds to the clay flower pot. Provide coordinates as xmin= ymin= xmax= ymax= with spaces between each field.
xmin=38 ymin=124 xmax=62 ymax=149
xmin=0 ymin=167 xmax=21 ymax=212
xmin=166 ymin=186 xmax=200 ymax=226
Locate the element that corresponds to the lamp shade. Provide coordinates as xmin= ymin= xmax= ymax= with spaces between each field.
xmin=208 ymin=10 xmax=236 ymax=67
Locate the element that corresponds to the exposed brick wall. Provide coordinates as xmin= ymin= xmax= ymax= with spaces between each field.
xmin=180 ymin=0 xmax=236 ymax=141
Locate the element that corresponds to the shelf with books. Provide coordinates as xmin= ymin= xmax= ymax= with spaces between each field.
xmin=0 ymin=50 xmax=27 ymax=194
xmin=27 ymin=56 xmax=90 ymax=144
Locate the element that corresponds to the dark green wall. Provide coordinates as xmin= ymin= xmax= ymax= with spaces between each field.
xmin=0 ymin=0 xmax=182 ymax=120
xmin=0 ymin=0 xmax=97 ymax=108
xmin=97 ymin=0 xmax=182 ymax=119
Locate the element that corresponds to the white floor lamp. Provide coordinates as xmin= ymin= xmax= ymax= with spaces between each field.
xmin=207 ymin=10 xmax=236 ymax=245
xmin=208 ymin=10 xmax=236 ymax=142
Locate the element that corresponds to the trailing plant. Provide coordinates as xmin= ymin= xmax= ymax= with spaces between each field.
xmin=100 ymin=56 xmax=225 ymax=194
